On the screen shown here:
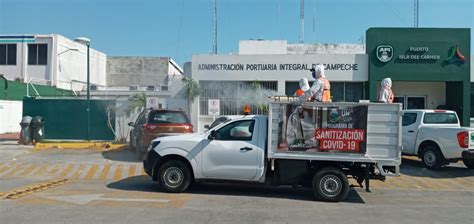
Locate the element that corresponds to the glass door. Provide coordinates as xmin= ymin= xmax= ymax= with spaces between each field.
xmin=395 ymin=96 xmax=426 ymax=109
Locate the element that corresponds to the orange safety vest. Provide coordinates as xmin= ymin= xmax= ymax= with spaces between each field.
xmin=295 ymin=89 xmax=305 ymax=96
xmin=322 ymin=79 xmax=331 ymax=102
xmin=378 ymin=88 xmax=394 ymax=103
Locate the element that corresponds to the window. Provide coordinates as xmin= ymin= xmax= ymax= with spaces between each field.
xmin=135 ymin=112 xmax=147 ymax=125
xmin=28 ymin=44 xmax=48 ymax=65
xmin=215 ymin=120 xmax=255 ymax=141
xmin=423 ymin=113 xmax=458 ymax=124
xmin=286 ymin=81 xmax=364 ymax=102
xmin=148 ymin=111 xmax=190 ymax=124
xmin=402 ymin=113 xmax=417 ymax=126
xmin=0 ymin=44 xmax=17 ymax=65
xmin=394 ymin=96 xmax=426 ymax=110
xmin=200 ymin=81 xmax=277 ymax=115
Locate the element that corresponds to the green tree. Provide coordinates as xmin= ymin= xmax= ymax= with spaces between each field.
xmin=182 ymin=77 xmax=200 ymax=115
xmin=126 ymin=92 xmax=147 ymax=117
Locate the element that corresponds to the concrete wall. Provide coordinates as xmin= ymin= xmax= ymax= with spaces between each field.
xmin=0 ymin=34 xmax=106 ymax=91
xmin=0 ymin=100 xmax=22 ymax=134
xmin=238 ymin=40 xmax=365 ymax=55
xmin=287 ymin=43 xmax=365 ymax=54
xmin=106 ymin=57 xmax=170 ymax=87
xmin=239 ymin=40 xmax=288 ymax=54
xmin=0 ymin=36 xmax=53 ymax=84
xmin=391 ymin=82 xmax=446 ymax=109
xmin=55 ymin=35 xmax=107 ymax=91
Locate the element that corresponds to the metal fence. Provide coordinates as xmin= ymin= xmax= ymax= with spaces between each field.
xmin=199 ymin=81 xmax=278 ymax=115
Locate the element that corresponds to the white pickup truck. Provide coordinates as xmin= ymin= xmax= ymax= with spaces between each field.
xmin=143 ymin=101 xmax=402 ymax=202
xmin=402 ymin=109 xmax=474 ymax=170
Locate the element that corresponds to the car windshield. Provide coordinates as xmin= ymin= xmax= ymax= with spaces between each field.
xmin=148 ymin=111 xmax=189 ymax=124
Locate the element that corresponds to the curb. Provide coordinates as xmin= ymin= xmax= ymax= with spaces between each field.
xmin=34 ymin=142 xmax=128 ymax=151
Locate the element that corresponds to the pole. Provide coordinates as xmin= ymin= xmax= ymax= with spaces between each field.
xmin=86 ymin=44 xmax=91 ymax=141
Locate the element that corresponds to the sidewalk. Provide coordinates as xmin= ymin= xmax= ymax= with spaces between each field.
xmin=0 ymin=133 xmax=19 ymax=140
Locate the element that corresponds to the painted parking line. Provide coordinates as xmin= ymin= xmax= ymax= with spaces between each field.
xmin=113 ymin=165 xmax=123 ymax=181
xmin=70 ymin=164 xmax=85 ymax=180
xmin=2 ymin=162 xmax=470 ymax=191
xmin=84 ymin=164 xmax=99 ymax=181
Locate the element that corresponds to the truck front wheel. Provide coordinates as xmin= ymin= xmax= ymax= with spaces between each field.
xmin=158 ymin=160 xmax=192 ymax=193
xmin=312 ymin=167 xmax=350 ymax=202
xmin=420 ymin=145 xmax=444 ymax=170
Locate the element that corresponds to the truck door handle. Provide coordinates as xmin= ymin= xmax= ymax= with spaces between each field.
xmin=240 ymin=147 xmax=253 ymax=151
xmin=408 ymin=130 xmax=414 ymax=133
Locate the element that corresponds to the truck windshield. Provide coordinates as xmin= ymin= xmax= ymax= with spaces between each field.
xmin=423 ymin=113 xmax=458 ymax=124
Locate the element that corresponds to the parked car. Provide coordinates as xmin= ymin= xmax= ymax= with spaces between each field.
xmin=129 ymin=109 xmax=193 ymax=158
xmin=401 ymin=109 xmax=474 ymax=170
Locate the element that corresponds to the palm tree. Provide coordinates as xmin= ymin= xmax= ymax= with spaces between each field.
xmin=127 ymin=92 xmax=147 ymax=117
xmin=182 ymin=77 xmax=200 ymax=115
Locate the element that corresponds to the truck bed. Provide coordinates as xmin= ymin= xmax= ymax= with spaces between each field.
xmin=267 ymin=101 xmax=402 ymax=175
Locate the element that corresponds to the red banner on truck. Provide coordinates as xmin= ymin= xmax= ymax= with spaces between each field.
xmin=277 ymin=104 xmax=368 ymax=154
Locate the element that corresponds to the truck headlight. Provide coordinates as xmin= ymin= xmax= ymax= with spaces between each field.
xmin=148 ymin=141 xmax=161 ymax=151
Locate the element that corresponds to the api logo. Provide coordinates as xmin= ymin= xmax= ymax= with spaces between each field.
xmin=376 ymin=45 xmax=393 ymax=63
xmin=445 ymin=45 xmax=465 ymax=64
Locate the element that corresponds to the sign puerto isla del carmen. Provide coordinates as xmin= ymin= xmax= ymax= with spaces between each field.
xmin=376 ymin=44 xmax=443 ymax=63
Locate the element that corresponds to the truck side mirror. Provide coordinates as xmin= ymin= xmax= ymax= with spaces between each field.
xmin=208 ymin=130 xmax=216 ymax=140
xmin=128 ymin=122 xmax=135 ymax=127
xmin=204 ymin=125 xmax=210 ymax=130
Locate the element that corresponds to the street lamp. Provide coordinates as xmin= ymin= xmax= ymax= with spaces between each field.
xmin=74 ymin=37 xmax=91 ymax=141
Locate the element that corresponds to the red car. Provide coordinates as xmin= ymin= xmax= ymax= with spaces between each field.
xmin=129 ymin=109 xmax=193 ymax=158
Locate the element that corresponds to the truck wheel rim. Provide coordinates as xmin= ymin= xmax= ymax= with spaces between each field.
xmin=424 ymin=151 xmax=436 ymax=166
xmin=319 ymin=175 xmax=342 ymax=197
xmin=163 ymin=167 xmax=184 ymax=188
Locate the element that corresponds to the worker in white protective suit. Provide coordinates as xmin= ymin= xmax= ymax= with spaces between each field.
xmin=378 ymin=78 xmax=394 ymax=103
xmin=298 ymin=64 xmax=331 ymax=102
xmin=286 ymin=106 xmax=304 ymax=146
xmin=294 ymin=78 xmax=310 ymax=97
xmin=286 ymin=106 xmax=317 ymax=148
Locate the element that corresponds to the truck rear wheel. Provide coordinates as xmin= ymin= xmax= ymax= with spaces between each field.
xmin=312 ymin=167 xmax=349 ymax=202
xmin=463 ymin=159 xmax=474 ymax=169
xmin=158 ymin=160 xmax=192 ymax=193
xmin=420 ymin=145 xmax=444 ymax=170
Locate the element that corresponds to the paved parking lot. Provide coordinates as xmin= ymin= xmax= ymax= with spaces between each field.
xmin=0 ymin=141 xmax=473 ymax=224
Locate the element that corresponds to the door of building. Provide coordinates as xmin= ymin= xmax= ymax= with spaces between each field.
xmin=394 ymin=96 xmax=426 ymax=110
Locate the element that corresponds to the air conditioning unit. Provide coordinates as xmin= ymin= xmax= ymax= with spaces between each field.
xmin=90 ymin=85 xmax=98 ymax=91
xmin=161 ymin=85 xmax=169 ymax=91
xmin=147 ymin=85 xmax=161 ymax=91
xmin=129 ymin=85 xmax=138 ymax=91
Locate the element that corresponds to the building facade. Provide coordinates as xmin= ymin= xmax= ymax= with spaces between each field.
xmin=190 ymin=28 xmax=471 ymax=131
xmin=190 ymin=40 xmax=367 ymax=132
xmin=366 ymin=28 xmax=470 ymax=126
xmin=0 ymin=34 xmax=106 ymax=92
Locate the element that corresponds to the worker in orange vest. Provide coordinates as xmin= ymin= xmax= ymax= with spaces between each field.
xmin=299 ymin=64 xmax=331 ymax=102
